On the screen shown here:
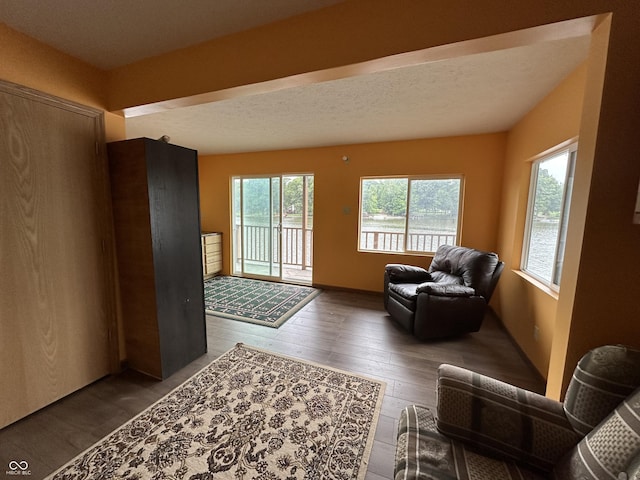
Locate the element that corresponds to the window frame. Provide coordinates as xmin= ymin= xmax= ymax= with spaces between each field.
xmin=358 ymin=174 xmax=464 ymax=255
xmin=521 ymin=142 xmax=577 ymax=290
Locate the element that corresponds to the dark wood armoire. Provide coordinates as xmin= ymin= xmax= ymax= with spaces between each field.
xmin=107 ymin=138 xmax=206 ymax=379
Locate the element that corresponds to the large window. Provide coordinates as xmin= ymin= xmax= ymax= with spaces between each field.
xmin=359 ymin=176 xmax=462 ymax=253
xmin=522 ymin=143 xmax=577 ymax=288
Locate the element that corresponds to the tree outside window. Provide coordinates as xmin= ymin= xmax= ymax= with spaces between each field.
xmin=359 ymin=176 xmax=462 ymax=253
xmin=522 ymin=144 xmax=577 ymax=287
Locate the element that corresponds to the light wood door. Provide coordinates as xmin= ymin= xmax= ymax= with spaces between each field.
xmin=0 ymin=81 xmax=117 ymax=428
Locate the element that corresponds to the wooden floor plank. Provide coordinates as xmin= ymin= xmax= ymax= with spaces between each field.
xmin=0 ymin=289 xmax=544 ymax=479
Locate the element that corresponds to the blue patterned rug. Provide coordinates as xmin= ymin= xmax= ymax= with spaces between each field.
xmin=204 ymin=276 xmax=320 ymax=327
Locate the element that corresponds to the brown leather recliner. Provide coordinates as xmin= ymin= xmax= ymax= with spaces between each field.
xmin=384 ymin=245 xmax=504 ymax=339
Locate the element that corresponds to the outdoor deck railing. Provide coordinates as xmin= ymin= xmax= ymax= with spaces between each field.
xmin=236 ymin=225 xmax=457 ymax=267
xmin=236 ymin=225 xmax=313 ymax=269
xmin=360 ymin=231 xmax=456 ymax=252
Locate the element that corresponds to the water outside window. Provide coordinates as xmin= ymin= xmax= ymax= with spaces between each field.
xmin=523 ymin=147 xmax=575 ymax=286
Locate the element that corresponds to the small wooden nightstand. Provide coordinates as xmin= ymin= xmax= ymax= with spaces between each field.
xmin=202 ymin=232 xmax=222 ymax=279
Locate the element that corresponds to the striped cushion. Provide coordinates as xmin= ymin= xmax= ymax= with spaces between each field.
xmin=624 ymin=453 xmax=640 ymax=479
xmin=553 ymin=387 xmax=640 ymax=479
xmin=395 ymin=404 xmax=457 ymax=479
xmin=436 ymin=364 xmax=581 ymax=472
xmin=394 ymin=405 xmax=547 ymax=480
xmin=564 ymin=345 xmax=640 ymax=437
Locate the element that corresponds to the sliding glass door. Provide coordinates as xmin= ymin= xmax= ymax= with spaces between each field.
xmin=232 ymin=175 xmax=313 ymax=284
xmin=233 ymin=176 xmax=281 ymax=278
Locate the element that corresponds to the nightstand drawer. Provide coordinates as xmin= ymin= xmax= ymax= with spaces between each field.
xmin=204 ymin=234 xmax=221 ymax=245
xmin=201 ymin=232 xmax=222 ymax=278
xmin=205 ymin=243 xmax=220 ymax=255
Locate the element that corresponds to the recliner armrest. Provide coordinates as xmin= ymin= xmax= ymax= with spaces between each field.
xmin=436 ymin=364 xmax=581 ymax=473
xmin=416 ymin=283 xmax=475 ymax=297
xmin=384 ymin=264 xmax=431 ymax=283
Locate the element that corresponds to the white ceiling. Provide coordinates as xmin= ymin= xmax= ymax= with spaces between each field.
xmin=0 ymin=1 xmax=592 ymax=155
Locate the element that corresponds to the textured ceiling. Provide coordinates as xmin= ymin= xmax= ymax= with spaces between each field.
xmin=0 ymin=1 xmax=591 ymax=155
xmin=127 ymin=35 xmax=591 ymax=154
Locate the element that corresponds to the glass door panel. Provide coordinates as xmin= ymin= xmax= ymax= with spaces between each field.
xmin=270 ymin=177 xmax=281 ymax=279
xmin=281 ymin=175 xmax=313 ymax=284
xmin=232 ymin=174 xmax=313 ymax=284
xmin=239 ymin=177 xmax=281 ymax=278
xmin=232 ymin=178 xmax=241 ymax=275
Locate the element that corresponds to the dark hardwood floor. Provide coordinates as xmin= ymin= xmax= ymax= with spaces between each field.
xmin=0 ymin=289 xmax=544 ymax=480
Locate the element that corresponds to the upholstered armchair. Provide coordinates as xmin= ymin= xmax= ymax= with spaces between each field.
xmin=394 ymin=344 xmax=640 ymax=480
xmin=384 ymin=245 xmax=504 ymax=339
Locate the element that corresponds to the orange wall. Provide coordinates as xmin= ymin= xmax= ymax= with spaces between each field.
xmin=496 ymin=64 xmax=587 ymax=378
xmin=548 ymin=15 xmax=640 ymax=398
xmin=107 ymin=1 xmax=617 ymax=113
xmin=108 ymin=1 xmax=640 ymax=396
xmin=199 ymin=134 xmax=506 ymax=292
xmin=4 ymin=0 xmax=640 ymax=398
xmin=110 ymin=0 xmax=526 ymax=111
xmin=0 ymin=23 xmax=125 ymax=141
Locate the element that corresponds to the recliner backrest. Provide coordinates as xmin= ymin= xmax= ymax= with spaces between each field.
xmin=484 ymin=261 xmax=504 ymax=303
xmin=428 ymin=245 xmax=499 ymax=299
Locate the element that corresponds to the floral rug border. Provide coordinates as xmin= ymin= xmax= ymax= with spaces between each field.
xmin=45 ymin=343 xmax=386 ymax=480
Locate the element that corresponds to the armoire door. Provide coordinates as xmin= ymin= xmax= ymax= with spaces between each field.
xmin=0 ymin=81 xmax=118 ymax=428
xmin=145 ymin=140 xmax=207 ymax=378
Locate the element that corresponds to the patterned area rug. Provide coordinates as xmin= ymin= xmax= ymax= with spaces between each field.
xmin=46 ymin=344 xmax=385 ymax=480
xmin=204 ymin=276 xmax=320 ymax=328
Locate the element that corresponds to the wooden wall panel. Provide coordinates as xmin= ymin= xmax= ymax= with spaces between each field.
xmin=0 ymin=81 xmax=117 ymax=428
